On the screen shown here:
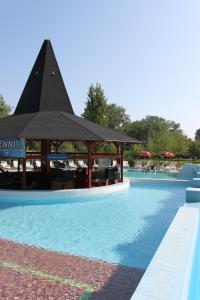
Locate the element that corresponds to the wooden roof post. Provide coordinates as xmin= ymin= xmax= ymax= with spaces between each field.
xmin=17 ymin=158 xmax=20 ymax=173
xmin=120 ymin=143 xmax=124 ymax=182
xmin=22 ymin=158 xmax=26 ymax=189
xmin=41 ymin=140 xmax=50 ymax=175
xmin=87 ymin=141 xmax=93 ymax=188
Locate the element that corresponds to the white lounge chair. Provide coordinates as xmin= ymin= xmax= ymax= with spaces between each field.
xmin=154 ymin=163 xmax=164 ymax=172
xmin=0 ymin=161 xmax=10 ymax=170
xmin=134 ymin=160 xmax=143 ymax=169
xmin=144 ymin=160 xmax=153 ymax=171
xmin=50 ymin=161 xmax=54 ymax=168
xmin=78 ymin=160 xmax=87 ymax=168
xmin=26 ymin=160 xmax=33 ymax=169
xmin=93 ymin=160 xmax=99 ymax=168
xmin=112 ymin=160 xmax=117 ymax=167
xmin=123 ymin=160 xmax=129 ymax=168
xmin=13 ymin=160 xmax=19 ymax=169
xmin=35 ymin=160 xmax=41 ymax=168
xmin=165 ymin=162 xmax=177 ymax=172
xmin=68 ymin=160 xmax=77 ymax=169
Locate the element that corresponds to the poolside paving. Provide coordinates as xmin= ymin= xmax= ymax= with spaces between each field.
xmin=0 ymin=239 xmax=144 ymax=300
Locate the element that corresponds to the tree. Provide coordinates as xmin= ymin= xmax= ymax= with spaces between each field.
xmin=123 ymin=116 xmax=170 ymax=144
xmin=188 ymin=140 xmax=200 ymax=158
xmin=195 ymin=129 xmax=200 ymax=141
xmin=169 ymin=133 xmax=189 ymax=157
xmin=82 ymin=83 xmax=131 ymax=130
xmin=124 ymin=144 xmax=143 ymax=166
xmin=123 ymin=120 xmax=148 ymax=142
xmin=82 ymin=83 xmax=108 ymax=126
xmin=147 ymin=127 xmax=171 ymax=153
xmin=106 ymin=104 xmax=130 ymax=130
xmin=167 ymin=121 xmax=183 ymax=134
xmin=0 ymin=95 xmax=12 ymax=117
xmin=123 ymin=115 xmax=190 ymax=157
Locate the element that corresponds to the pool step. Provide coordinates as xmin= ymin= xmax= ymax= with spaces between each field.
xmin=196 ymin=172 xmax=200 ymax=178
xmin=186 ymin=187 xmax=200 ymax=203
xmin=192 ymin=178 xmax=200 ymax=188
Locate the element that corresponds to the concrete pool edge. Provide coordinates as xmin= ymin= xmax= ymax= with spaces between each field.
xmin=130 ymin=206 xmax=199 ymax=300
xmin=128 ymin=177 xmax=190 ymax=183
xmin=0 ymin=179 xmax=129 ymax=200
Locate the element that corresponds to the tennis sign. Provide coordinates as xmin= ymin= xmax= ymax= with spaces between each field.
xmin=0 ymin=138 xmax=26 ymax=158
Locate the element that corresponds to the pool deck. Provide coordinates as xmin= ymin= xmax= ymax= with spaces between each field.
xmin=131 ymin=207 xmax=199 ymax=300
xmin=0 ymin=239 xmax=144 ymax=300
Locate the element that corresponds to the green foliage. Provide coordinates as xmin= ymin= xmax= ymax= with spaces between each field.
xmin=147 ymin=127 xmax=171 ymax=153
xmin=124 ymin=144 xmax=143 ymax=166
xmin=123 ymin=115 xmax=192 ymax=158
xmin=195 ymin=129 xmax=200 ymax=141
xmin=169 ymin=133 xmax=190 ymax=157
xmin=102 ymin=143 xmax=117 ymax=153
xmin=188 ymin=140 xmax=200 ymax=158
xmin=82 ymin=85 xmax=200 ymax=161
xmin=106 ymin=104 xmax=130 ymax=129
xmin=167 ymin=121 xmax=183 ymax=134
xmin=124 ymin=116 xmax=183 ymax=144
xmin=59 ymin=143 xmax=87 ymax=153
xmin=60 ymin=143 xmax=75 ymax=152
xmin=82 ymin=83 xmax=130 ymax=130
xmin=93 ymin=143 xmax=117 ymax=154
xmin=26 ymin=141 xmax=40 ymax=151
xmin=82 ymin=83 xmax=108 ymax=126
xmin=0 ymin=95 xmax=12 ymax=117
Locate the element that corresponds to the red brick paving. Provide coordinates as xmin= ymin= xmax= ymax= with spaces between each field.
xmin=0 ymin=239 xmax=144 ymax=300
xmin=0 ymin=266 xmax=83 ymax=300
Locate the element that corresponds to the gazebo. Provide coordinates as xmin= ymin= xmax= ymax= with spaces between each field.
xmin=0 ymin=40 xmax=139 ymax=190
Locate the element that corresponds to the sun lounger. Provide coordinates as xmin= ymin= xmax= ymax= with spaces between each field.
xmin=123 ymin=160 xmax=129 ymax=168
xmin=0 ymin=161 xmax=11 ymax=170
xmin=93 ymin=161 xmax=99 ymax=168
xmin=26 ymin=161 xmax=33 ymax=170
xmin=78 ymin=160 xmax=87 ymax=168
xmin=165 ymin=162 xmax=177 ymax=172
xmin=35 ymin=160 xmax=41 ymax=168
xmin=68 ymin=160 xmax=77 ymax=169
xmin=144 ymin=160 xmax=153 ymax=171
xmin=134 ymin=160 xmax=143 ymax=169
xmin=154 ymin=163 xmax=164 ymax=172
xmin=12 ymin=160 xmax=20 ymax=170
xmin=112 ymin=160 xmax=117 ymax=167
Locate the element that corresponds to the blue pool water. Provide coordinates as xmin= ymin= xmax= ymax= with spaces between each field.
xmin=0 ymin=181 xmax=187 ymax=269
xmin=124 ymin=169 xmax=179 ymax=180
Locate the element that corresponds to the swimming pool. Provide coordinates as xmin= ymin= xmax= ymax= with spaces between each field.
xmin=0 ymin=181 xmax=187 ymax=269
xmin=124 ymin=169 xmax=179 ymax=180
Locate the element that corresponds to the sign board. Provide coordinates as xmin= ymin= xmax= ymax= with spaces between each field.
xmin=0 ymin=137 xmax=26 ymax=158
xmin=47 ymin=154 xmax=68 ymax=161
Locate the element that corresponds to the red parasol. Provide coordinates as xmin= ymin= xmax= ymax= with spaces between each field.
xmin=138 ymin=150 xmax=152 ymax=158
xmin=162 ymin=151 xmax=175 ymax=158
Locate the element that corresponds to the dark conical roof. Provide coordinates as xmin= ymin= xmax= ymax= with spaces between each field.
xmin=14 ymin=40 xmax=74 ymax=115
xmin=0 ymin=40 xmax=140 ymax=144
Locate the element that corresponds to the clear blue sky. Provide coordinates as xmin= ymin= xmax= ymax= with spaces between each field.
xmin=0 ymin=0 xmax=200 ymax=138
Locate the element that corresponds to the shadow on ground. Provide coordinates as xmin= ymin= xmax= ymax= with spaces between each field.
xmin=89 ymin=265 xmax=144 ymax=300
